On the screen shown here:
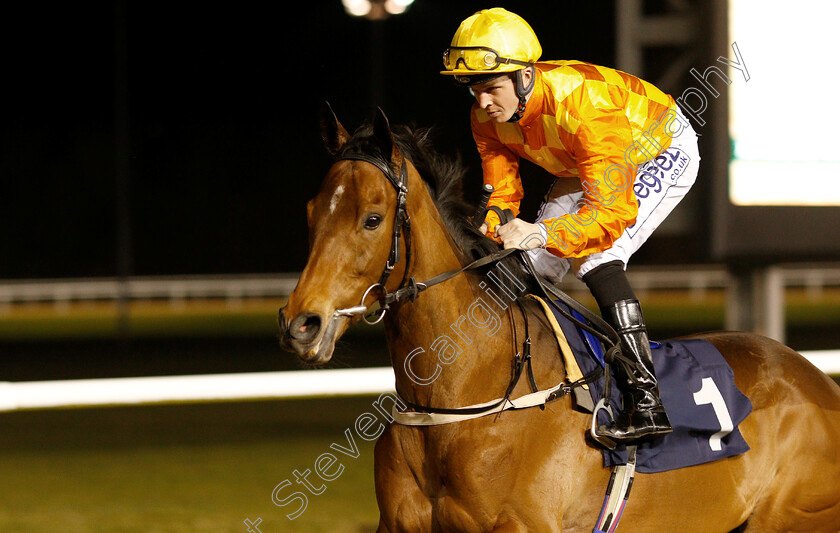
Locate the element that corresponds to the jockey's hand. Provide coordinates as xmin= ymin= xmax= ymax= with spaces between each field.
xmin=479 ymin=222 xmax=488 ymax=235
xmin=496 ymin=219 xmax=547 ymax=250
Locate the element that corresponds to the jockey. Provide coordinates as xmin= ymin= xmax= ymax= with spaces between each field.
xmin=441 ymin=8 xmax=701 ymax=445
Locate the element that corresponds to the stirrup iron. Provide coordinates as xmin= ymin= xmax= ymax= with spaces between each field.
xmin=590 ymin=398 xmax=618 ymax=450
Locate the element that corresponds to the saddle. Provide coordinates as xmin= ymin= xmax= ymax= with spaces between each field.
xmin=532 ymin=295 xmax=753 ymax=473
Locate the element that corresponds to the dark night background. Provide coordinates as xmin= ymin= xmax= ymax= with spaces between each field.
xmin=1 ymin=0 xmax=717 ymax=280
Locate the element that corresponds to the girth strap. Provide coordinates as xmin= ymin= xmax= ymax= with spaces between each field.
xmin=392 ymin=367 xmax=602 ymax=426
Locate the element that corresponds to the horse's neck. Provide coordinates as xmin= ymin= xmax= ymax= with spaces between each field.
xmin=384 ymin=174 xmax=518 ymax=408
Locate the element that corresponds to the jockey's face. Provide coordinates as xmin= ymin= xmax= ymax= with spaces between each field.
xmin=469 ymin=68 xmax=531 ymax=122
xmin=470 ymin=74 xmax=518 ymax=122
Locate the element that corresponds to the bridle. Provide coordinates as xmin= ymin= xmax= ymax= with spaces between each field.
xmin=329 ymin=149 xmax=621 ymax=346
xmin=330 ymin=150 xmax=414 ymax=324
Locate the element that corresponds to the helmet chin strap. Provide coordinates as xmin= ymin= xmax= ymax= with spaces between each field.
xmin=507 ymin=66 xmax=535 ymax=123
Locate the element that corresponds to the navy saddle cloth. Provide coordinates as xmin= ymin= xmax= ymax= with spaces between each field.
xmin=547 ymin=300 xmax=753 ymax=473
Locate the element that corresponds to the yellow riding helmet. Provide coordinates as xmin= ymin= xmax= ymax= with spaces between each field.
xmin=441 ymin=8 xmax=542 ymax=77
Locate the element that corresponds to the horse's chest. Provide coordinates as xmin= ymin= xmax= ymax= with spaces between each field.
xmin=385 ymin=418 xmax=601 ymax=532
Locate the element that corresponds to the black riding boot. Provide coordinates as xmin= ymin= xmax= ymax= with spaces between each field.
xmin=597 ymin=299 xmax=672 ymax=444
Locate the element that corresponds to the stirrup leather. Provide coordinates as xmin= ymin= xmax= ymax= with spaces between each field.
xmin=593 ymin=445 xmax=637 ymax=533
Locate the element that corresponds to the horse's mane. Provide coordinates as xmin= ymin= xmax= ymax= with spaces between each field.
xmin=335 ymin=122 xmax=536 ymax=291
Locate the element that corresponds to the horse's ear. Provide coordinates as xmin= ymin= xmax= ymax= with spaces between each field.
xmin=320 ymin=101 xmax=350 ymax=155
xmin=373 ymin=107 xmax=402 ymax=166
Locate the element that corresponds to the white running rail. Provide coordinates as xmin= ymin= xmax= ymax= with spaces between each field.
xmin=0 ymin=352 xmax=837 ymax=412
xmin=1 ymin=264 xmax=839 ymax=305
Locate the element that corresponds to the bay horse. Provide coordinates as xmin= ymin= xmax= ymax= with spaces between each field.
xmin=278 ymin=105 xmax=840 ymax=532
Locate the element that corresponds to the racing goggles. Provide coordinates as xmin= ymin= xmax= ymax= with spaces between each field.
xmin=442 ymin=46 xmax=531 ymax=72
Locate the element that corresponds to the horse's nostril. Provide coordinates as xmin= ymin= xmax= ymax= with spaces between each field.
xmin=301 ymin=314 xmax=321 ymax=334
xmin=289 ymin=312 xmax=322 ymax=343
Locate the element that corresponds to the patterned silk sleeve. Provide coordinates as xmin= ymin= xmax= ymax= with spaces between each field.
xmin=540 ymin=81 xmax=640 ymax=258
xmin=471 ymin=108 xmax=523 ymax=238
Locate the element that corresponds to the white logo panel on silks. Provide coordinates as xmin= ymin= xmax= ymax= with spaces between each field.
xmin=626 ymin=147 xmax=691 ymax=238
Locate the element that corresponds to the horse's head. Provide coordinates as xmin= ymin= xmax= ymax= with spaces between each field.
xmin=278 ymin=104 xmax=412 ymax=364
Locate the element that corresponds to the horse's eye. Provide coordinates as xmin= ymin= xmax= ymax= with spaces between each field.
xmin=363 ymin=214 xmax=383 ymax=230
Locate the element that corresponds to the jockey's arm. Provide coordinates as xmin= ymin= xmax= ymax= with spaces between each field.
xmin=472 ymin=115 xmax=524 ymax=241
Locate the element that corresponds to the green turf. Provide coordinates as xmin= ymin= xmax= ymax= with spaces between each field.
xmin=0 ymin=306 xmax=281 ymax=340
xmin=0 ymin=398 xmax=382 ymax=533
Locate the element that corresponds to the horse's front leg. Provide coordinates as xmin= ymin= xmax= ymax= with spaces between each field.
xmin=374 ymin=425 xmax=433 ymax=532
